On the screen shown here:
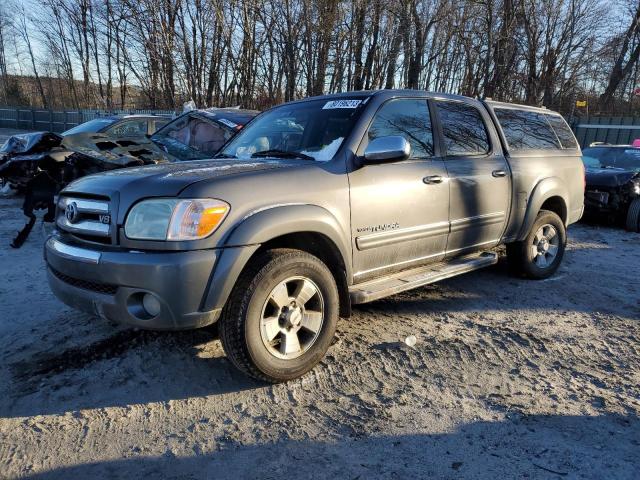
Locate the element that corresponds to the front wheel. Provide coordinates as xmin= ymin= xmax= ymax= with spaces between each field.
xmin=219 ymin=249 xmax=339 ymax=382
xmin=507 ymin=210 xmax=567 ymax=279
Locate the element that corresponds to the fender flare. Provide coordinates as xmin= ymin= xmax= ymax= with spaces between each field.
xmin=517 ymin=177 xmax=569 ymax=241
xmin=203 ymin=204 xmax=352 ymax=311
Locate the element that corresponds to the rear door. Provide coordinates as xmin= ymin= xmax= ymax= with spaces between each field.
xmin=433 ymin=99 xmax=511 ymax=256
xmin=349 ymin=97 xmax=450 ymax=282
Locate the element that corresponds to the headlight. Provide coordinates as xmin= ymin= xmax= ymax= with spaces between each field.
xmin=125 ymin=198 xmax=229 ymax=241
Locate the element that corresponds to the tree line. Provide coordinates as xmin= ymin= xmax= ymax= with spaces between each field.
xmin=0 ymin=0 xmax=639 ymax=115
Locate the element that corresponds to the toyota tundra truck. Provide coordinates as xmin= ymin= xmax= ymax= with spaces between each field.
xmin=45 ymin=90 xmax=584 ymax=382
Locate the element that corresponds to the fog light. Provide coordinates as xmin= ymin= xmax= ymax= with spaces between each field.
xmin=142 ymin=293 xmax=161 ymax=317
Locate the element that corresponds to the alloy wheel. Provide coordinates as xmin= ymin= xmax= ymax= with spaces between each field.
xmin=530 ymin=224 xmax=559 ymax=268
xmin=259 ymin=276 xmax=325 ymax=360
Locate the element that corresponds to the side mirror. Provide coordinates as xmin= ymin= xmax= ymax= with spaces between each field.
xmin=363 ymin=136 xmax=411 ymax=164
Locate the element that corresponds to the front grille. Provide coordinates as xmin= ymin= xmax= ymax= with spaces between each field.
xmin=51 ymin=268 xmax=118 ymax=295
xmin=56 ymin=195 xmax=114 ymax=244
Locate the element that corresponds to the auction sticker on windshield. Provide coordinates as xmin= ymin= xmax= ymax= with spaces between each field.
xmin=322 ymin=99 xmax=362 ymax=109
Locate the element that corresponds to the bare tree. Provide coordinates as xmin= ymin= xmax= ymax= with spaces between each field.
xmin=16 ymin=6 xmax=48 ymax=108
xmin=599 ymin=0 xmax=640 ymax=109
xmin=0 ymin=0 xmax=634 ymax=115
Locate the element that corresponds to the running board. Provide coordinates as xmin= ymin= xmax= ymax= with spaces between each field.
xmin=349 ymin=252 xmax=498 ymax=304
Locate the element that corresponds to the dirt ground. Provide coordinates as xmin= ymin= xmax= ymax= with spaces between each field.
xmin=0 ymin=187 xmax=639 ymax=478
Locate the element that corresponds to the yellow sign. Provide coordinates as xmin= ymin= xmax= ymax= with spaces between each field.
xmin=576 ymin=100 xmax=587 ymax=107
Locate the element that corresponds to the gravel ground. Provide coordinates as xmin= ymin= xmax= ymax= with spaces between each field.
xmin=0 ymin=193 xmax=639 ymax=479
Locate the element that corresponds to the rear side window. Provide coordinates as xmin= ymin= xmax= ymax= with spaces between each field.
xmin=435 ymin=101 xmax=490 ymax=156
xmin=368 ymin=98 xmax=433 ymax=158
xmin=545 ymin=114 xmax=578 ymax=149
xmin=494 ymin=108 xmax=560 ymax=150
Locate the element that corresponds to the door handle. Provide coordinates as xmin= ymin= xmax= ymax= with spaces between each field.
xmin=423 ymin=175 xmax=444 ymax=184
xmin=492 ymin=170 xmax=507 ymax=178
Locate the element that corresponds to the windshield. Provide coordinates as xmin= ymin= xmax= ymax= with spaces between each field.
xmin=582 ymin=147 xmax=640 ymax=171
xmin=62 ymin=118 xmax=117 ymax=135
xmin=151 ymin=113 xmax=233 ymax=160
xmin=218 ymin=98 xmax=366 ymax=161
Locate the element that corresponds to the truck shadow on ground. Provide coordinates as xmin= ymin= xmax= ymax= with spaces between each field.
xmin=21 ymin=413 xmax=640 ymax=480
xmin=3 ymin=250 xmax=636 ymax=419
xmin=356 ymin=255 xmax=639 ymax=320
xmin=4 ymin=325 xmax=263 ymax=418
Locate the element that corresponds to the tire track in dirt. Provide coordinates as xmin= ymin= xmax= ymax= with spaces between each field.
xmin=1 ymin=195 xmax=639 ymax=478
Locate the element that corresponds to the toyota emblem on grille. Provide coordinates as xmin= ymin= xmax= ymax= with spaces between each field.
xmin=65 ymin=202 xmax=79 ymax=223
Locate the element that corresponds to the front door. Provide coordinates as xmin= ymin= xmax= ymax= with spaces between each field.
xmin=433 ymin=100 xmax=511 ymax=255
xmin=349 ymin=98 xmax=450 ymax=283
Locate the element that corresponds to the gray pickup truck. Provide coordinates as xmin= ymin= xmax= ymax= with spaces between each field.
xmin=45 ymin=90 xmax=584 ymax=382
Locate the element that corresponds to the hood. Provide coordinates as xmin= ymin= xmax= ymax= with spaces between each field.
xmin=585 ymin=167 xmax=639 ymax=188
xmin=63 ymin=158 xmax=306 ymax=199
xmin=0 ymin=131 xmax=172 ymax=165
xmin=60 ymin=132 xmax=172 ymax=165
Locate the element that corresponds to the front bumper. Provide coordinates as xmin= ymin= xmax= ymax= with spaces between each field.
xmin=45 ymin=236 xmax=221 ymax=330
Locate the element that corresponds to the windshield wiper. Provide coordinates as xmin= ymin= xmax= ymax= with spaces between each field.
xmin=251 ymin=149 xmax=315 ymax=161
xmin=213 ymin=153 xmax=237 ymax=159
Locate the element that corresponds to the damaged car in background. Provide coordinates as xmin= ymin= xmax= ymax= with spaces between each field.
xmin=582 ymin=144 xmax=640 ymax=232
xmin=60 ymin=114 xmax=170 ymax=138
xmin=0 ymin=108 xmax=258 ymax=247
xmin=1 ymin=114 xmax=172 ymax=193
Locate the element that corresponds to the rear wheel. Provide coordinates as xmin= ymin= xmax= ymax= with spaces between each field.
xmin=507 ymin=210 xmax=566 ymax=279
xmin=219 ymin=249 xmax=339 ymax=382
xmin=625 ymin=198 xmax=640 ymax=232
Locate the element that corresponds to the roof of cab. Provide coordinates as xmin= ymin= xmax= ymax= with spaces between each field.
xmin=94 ymin=114 xmax=171 ymax=121
xmin=285 ymin=89 xmax=480 ymax=106
xmin=484 ymin=99 xmax=561 ymax=115
xmin=171 ymin=108 xmax=259 ymax=131
xmin=196 ymin=108 xmax=259 ymax=125
xmin=296 ymin=90 xmax=560 ymax=116
xmin=121 ymin=114 xmax=172 ymax=118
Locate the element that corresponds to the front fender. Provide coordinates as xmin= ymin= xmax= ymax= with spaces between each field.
xmin=517 ymin=177 xmax=569 ymax=240
xmin=203 ymin=204 xmax=352 ymax=312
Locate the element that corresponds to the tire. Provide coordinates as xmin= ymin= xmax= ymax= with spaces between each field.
xmin=625 ymin=198 xmax=640 ymax=232
xmin=506 ymin=210 xmax=566 ymax=280
xmin=219 ymin=248 xmax=339 ymax=383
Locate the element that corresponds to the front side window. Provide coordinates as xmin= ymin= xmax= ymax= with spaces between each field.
xmin=494 ymin=108 xmax=560 ymax=150
xmin=435 ymin=101 xmax=490 ymax=156
xmin=219 ymin=98 xmax=366 ymax=161
xmin=151 ymin=113 xmax=232 ymax=160
xmin=367 ymin=98 xmax=433 ymax=158
xmin=105 ymin=120 xmax=148 ymax=137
